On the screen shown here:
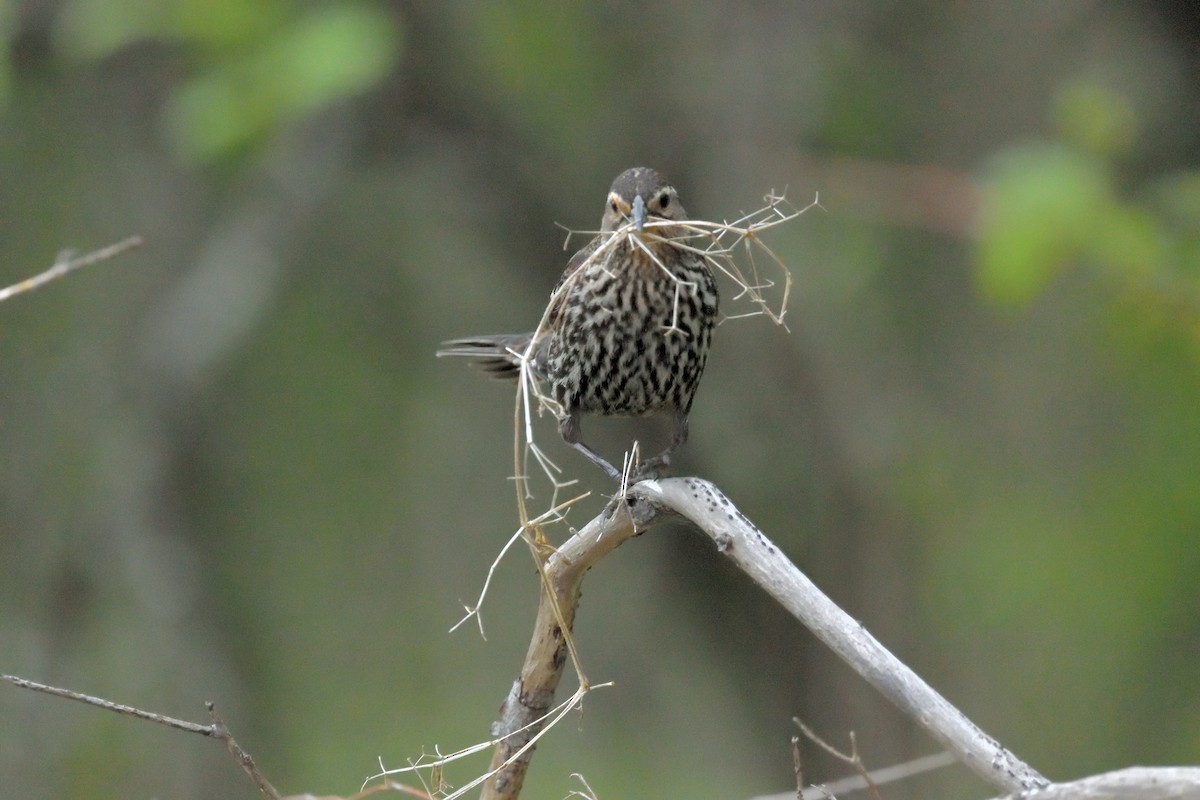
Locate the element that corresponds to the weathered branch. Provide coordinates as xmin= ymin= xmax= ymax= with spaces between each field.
xmin=992 ymin=766 xmax=1200 ymax=800
xmin=482 ymin=477 xmax=1053 ymax=798
xmin=748 ymin=765 xmax=1200 ymax=800
xmin=632 ymin=477 xmax=1048 ymax=793
xmin=481 ymin=498 xmax=656 ymax=799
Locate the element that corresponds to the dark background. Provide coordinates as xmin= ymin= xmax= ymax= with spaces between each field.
xmin=2 ymin=2 xmax=1199 ymax=798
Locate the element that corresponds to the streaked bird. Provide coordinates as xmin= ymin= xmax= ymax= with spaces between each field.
xmin=438 ymin=167 xmax=718 ymax=481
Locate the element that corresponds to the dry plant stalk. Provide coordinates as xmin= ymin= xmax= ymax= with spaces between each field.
xmin=792 ymin=720 xmax=883 ymax=800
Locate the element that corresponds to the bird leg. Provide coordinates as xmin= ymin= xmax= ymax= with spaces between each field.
xmin=560 ymin=410 xmax=693 ymax=483
xmin=633 ymin=410 xmax=689 ymax=479
xmin=559 ymin=413 xmax=623 ymax=482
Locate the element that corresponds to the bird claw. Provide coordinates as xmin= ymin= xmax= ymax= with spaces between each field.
xmin=621 ymin=450 xmax=671 ymax=484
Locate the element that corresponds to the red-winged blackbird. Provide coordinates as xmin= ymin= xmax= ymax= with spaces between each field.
xmin=438 ymin=167 xmax=718 ymax=481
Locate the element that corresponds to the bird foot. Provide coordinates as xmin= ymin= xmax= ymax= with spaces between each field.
xmin=624 ymin=451 xmax=671 ymax=484
xmin=569 ymin=439 xmax=673 ymax=485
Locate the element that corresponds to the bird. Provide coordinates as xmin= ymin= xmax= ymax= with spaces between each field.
xmin=438 ymin=167 xmax=719 ymax=482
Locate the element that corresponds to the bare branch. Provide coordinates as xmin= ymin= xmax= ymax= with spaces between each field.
xmin=0 ymin=236 xmax=143 ymax=303
xmin=2 ymin=673 xmax=210 ymax=734
xmin=2 ymin=674 xmax=281 ymax=799
xmin=625 ymin=478 xmax=1049 ymax=795
xmin=207 ymin=702 xmax=282 ymax=799
xmin=793 ymin=720 xmax=882 ymax=800
xmin=478 ymin=496 xmax=655 ymax=799
xmin=988 ymin=766 xmax=1200 ymax=800
xmin=473 ymin=474 xmax=1046 ymax=799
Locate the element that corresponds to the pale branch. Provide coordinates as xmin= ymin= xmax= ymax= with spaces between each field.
xmin=0 ymin=236 xmax=143 ymax=302
xmin=990 ymin=767 xmax=1200 ymax=800
xmin=481 ymin=477 xmax=1200 ymax=799
xmin=628 ymin=477 xmax=1049 ymax=794
xmin=479 ymin=476 xmax=1057 ymax=799
xmin=1 ymin=674 xmax=281 ymax=799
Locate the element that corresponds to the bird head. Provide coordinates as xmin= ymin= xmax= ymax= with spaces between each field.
xmin=601 ymin=167 xmax=686 ymax=234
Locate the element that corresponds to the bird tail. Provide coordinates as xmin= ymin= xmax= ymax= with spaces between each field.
xmin=436 ymin=333 xmax=534 ymax=380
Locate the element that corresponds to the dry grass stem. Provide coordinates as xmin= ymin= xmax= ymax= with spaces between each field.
xmin=794 ymin=720 xmax=881 ymax=800
xmin=449 ymin=492 xmax=590 ymax=637
xmin=366 ymin=684 xmax=610 ymax=800
xmin=565 ymin=773 xmax=601 ymax=800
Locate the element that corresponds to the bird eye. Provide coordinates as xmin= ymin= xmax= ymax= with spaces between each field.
xmin=610 ymin=200 xmax=620 ymax=213
xmin=659 ymin=193 xmax=671 ymax=209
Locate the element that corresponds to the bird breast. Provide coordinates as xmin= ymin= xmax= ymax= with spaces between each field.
xmin=540 ymin=240 xmax=717 ymax=417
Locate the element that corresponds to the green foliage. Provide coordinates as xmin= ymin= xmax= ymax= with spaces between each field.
xmin=977 ymin=143 xmax=1114 ymax=305
xmin=453 ymin=4 xmax=611 ymax=157
xmin=54 ymin=0 xmax=289 ymax=55
xmin=55 ymin=0 xmax=401 ymax=161
xmin=977 ymin=82 xmax=1200 ymax=341
xmin=1053 ymin=82 xmax=1137 ymax=158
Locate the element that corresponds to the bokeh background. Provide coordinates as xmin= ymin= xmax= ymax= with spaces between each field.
xmin=2 ymin=2 xmax=1199 ymax=798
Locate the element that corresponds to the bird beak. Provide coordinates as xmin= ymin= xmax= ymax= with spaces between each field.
xmin=632 ymin=194 xmax=647 ymax=232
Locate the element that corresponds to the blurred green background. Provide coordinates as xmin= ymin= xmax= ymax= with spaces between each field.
xmin=2 ymin=2 xmax=1199 ymax=798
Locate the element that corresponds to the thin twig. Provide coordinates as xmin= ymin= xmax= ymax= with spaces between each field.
xmin=793 ymin=720 xmax=881 ymax=800
xmin=2 ymin=674 xmax=209 ymax=734
xmin=2 ymin=674 xmax=281 ymax=799
xmin=0 ymin=236 xmax=143 ymax=303
xmin=450 ymin=492 xmax=590 ymax=637
xmin=206 ymin=702 xmax=282 ymax=799
xmin=792 ymin=735 xmax=804 ymax=799
xmin=565 ymin=772 xmax=601 ymax=799
xmin=809 ymin=753 xmax=956 ymax=800
xmin=350 ymin=782 xmax=435 ymax=799
xmin=749 ymin=752 xmax=958 ymax=800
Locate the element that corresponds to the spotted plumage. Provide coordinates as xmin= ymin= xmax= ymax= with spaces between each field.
xmin=438 ymin=167 xmax=718 ymax=481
